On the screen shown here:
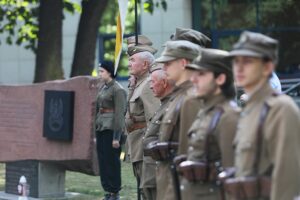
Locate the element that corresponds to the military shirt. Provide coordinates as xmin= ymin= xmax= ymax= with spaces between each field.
xmin=95 ymin=79 xmax=127 ymax=140
xmin=141 ymin=94 xmax=172 ymax=188
xmin=234 ymin=82 xmax=300 ymax=200
xmin=187 ymin=94 xmax=239 ymax=166
xmin=156 ymin=80 xmax=195 ymax=200
xmin=181 ymin=94 xmax=240 ymax=200
xmin=159 ymin=80 xmax=194 ymax=143
xmin=125 ymin=72 xmax=160 ymax=163
xmin=178 ymin=96 xmax=204 ymax=155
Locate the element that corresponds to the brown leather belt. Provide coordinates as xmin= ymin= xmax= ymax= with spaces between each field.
xmin=127 ymin=122 xmax=146 ymax=133
xmin=99 ymin=108 xmax=114 ymax=114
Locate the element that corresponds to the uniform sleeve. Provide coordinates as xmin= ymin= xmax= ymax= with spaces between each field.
xmin=265 ymin=99 xmax=300 ymax=200
xmin=178 ymin=97 xmax=202 ymax=155
xmin=113 ymin=88 xmax=127 ymax=141
xmin=217 ymin=109 xmax=239 ymax=167
xmin=140 ymin=81 xmax=160 ymax=124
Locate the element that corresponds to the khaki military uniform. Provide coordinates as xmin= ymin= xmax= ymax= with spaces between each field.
xmin=180 ymin=94 xmax=240 ymax=200
xmin=125 ymin=72 xmax=160 ymax=187
xmin=141 ymin=94 xmax=172 ymax=200
xmin=95 ymin=80 xmax=127 ymax=137
xmin=178 ymin=96 xmax=203 ymax=155
xmin=233 ymin=82 xmax=300 ymax=200
xmin=95 ymin=79 xmax=127 ymax=194
xmin=156 ymin=80 xmax=196 ymax=200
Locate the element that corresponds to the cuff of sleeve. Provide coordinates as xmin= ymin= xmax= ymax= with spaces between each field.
xmin=113 ymin=131 xmax=122 ymax=141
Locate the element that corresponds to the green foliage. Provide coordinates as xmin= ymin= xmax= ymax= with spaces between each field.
xmin=0 ymin=0 xmax=80 ymax=52
xmin=143 ymin=0 xmax=167 ymax=13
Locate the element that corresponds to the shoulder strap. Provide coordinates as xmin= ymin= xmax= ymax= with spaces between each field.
xmin=168 ymin=96 xmax=185 ymax=142
xmin=253 ymin=102 xmax=270 ymax=175
xmin=205 ymin=107 xmax=224 ymax=162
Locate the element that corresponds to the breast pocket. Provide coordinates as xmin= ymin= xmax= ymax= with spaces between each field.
xmin=129 ymin=96 xmax=143 ymax=115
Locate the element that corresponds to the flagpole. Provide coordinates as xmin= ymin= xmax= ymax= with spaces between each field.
xmin=134 ymin=0 xmax=138 ymax=45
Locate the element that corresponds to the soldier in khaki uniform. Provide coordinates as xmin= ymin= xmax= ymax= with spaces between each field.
xmin=170 ymin=27 xmax=211 ymax=155
xmin=224 ymin=31 xmax=300 ymax=200
xmin=95 ymin=61 xmax=127 ymax=200
xmin=125 ymin=35 xmax=160 ymax=198
xmin=176 ymin=49 xmax=240 ymax=200
xmin=141 ymin=63 xmax=175 ymax=200
xmin=152 ymin=40 xmax=200 ymax=200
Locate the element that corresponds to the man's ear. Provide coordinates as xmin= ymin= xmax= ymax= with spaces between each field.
xmin=216 ymin=73 xmax=226 ymax=86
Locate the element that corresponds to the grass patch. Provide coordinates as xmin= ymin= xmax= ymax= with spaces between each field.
xmin=0 ymin=161 xmax=137 ymax=200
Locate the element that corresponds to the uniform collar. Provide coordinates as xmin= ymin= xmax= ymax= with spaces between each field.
xmin=135 ymin=72 xmax=149 ymax=88
xmin=202 ymin=93 xmax=226 ymax=112
xmin=245 ymin=82 xmax=274 ymax=107
xmin=161 ymin=92 xmax=173 ymax=105
xmin=105 ymin=79 xmax=115 ymax=88
xmin=172 ymin=80 xmax=193 ymax=95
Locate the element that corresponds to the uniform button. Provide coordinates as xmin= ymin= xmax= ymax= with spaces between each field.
xmin=166 ymin=108 xmax=169 ymax=111
xmin=209 ymin=188 xmax=214 ymax=193
xmin=191 ymin=133 xmax=196 ymax=138
xmin=156 ymin=120 xmax=159 ymax=123
xmin=180 ymin=185 xmax=184 ymax=190
xmin=189 ymin=146 xmax=194 ymax=151
xmin=142 ymin=137 xmax=145 ymax=140
xmin=167 ymin=120 xmax=171 ymax=123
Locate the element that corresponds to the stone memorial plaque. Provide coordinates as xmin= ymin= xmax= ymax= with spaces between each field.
xmin=43 ymin=90 xmax=75 ymax=141
xmin=0 ymin=76 xmax=103 ymax=175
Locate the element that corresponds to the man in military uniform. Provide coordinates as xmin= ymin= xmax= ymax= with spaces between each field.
xmin=224 ymin=31 xmax=300 ymax=200
xmin=152 ymin=40 xmax=200 ymax=200
xmin=176 ymin=49 xmax=240 ymax=200
xmin=170 ymin=27 xmax=212 ymax=155
xmin=125 ymin=35 xmax=160 ymax=198
xmin=141 ymin=63 xmax=175 ymax=200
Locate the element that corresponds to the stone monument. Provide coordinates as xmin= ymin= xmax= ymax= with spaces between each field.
xmin=0 ymin=76 xmax=102 ymax=198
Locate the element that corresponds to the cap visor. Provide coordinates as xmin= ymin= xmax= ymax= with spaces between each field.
xmin=228 ymin=49 xmax=263 ymax=58
xmin=155 ymin=55 xmax=177 ymax=63
xmin=185 ymin=64 xmax=208 ymax=71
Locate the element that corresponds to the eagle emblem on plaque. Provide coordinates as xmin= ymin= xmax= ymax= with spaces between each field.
xmin=48 ymin=98 xmax=64 ymax=132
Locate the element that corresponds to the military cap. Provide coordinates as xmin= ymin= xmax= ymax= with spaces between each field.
xmin=186 ymin=48 xmax=231 ymax=75
xmin=99 ymin=60 xmax=116 ymax=78
xmin=170 ymin=27 xmax=211 ymax=48
xmin=229 ymin=31 xmax=278 ymax=61
xmin=127 ymin=44 xmax=158 ymax=56
xmin=155 ymin=40 xmax=200 ymax=63
xmin=127 ymin=35 xmax=153 ymax=47
xmin=149 ymin=62 xmax=163 ymax=73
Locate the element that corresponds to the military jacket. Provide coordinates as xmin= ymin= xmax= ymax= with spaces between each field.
xmin=178 ymin=96 xmax=203 ymax=155
xmin=187 ymin=94 xmax=239 ymax=167
xmin=95 ymin=80 xmax=127 ymax=140
xmin=181 ymin=94 xmax=240 ymax=200
xmin=234 ymin=82 xmax=300 ymax=200
xmin=141 ymin=94 xmax=172 ymax=188
xmin=125 ymin=72 xmax=160 ymax=163
xmin=156 ymin=80 xmax=194 ymax=200
xmin=159 ymin=80 xmax=194 ymax=143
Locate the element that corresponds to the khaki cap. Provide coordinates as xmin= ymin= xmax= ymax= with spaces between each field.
xmin=229 ymin=31 xmax=278 ymax=61
xmin=127 ymin=45 xmax=158 ymax=56
xmin=149 ymin=62 xmax=163 ymax=73
xmin=155 ymin=40 xmax=200 ymax=63
xmin=170 ymin=27 xmax=211 ymax=47
xmin=126 ymin=35 xmax=153 ymax=47
xmin=186 ymin=48 xmax=231 ymax=75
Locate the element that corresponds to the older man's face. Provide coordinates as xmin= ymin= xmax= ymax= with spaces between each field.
xmin=150 ymin=70 xmax=166 ymax=97
xmin=128 ymin=53 xmax=145 ymax=76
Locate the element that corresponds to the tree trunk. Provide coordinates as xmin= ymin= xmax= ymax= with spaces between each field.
xmin=70 ymin=0 xmax=109 ymax=77
xmin=34 ymin=0 xmax=63 ymax=83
